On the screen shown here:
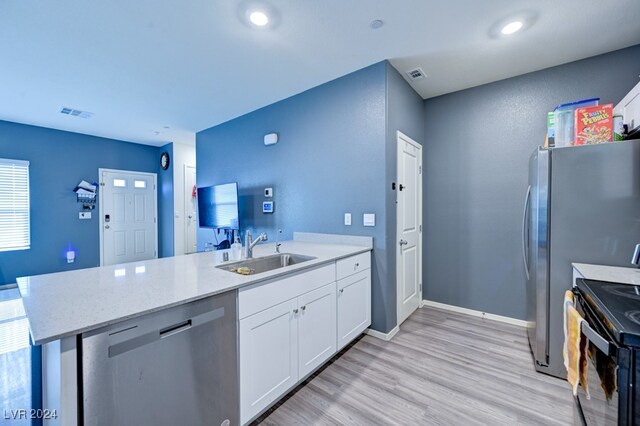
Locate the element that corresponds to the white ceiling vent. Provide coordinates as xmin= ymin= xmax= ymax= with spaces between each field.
xmin=60 ymin=107 xmax=93 ymax=119
xmin=406 ymin=67 xmax=427 ymax=81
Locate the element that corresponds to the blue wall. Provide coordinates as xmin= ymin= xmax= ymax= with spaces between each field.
xmin=422 ymin=44 xmax=640 ymax=319
xmin=385 ymin=63 xmax=426 ymax=327
xmin=197 ymin=62 xmax=396 ymax=331
xmin=158 ymin=142 xmax=174 ymax=258
xmin=0 ymin=120 xmax=162 ymax=285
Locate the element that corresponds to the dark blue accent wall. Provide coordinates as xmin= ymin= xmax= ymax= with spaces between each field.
xmin=197 ymin=61 xmax=425 ymax=333
xmin=0 ymin=120 xmax=161 ymax=285
xmin=197 ymin=62 xmax=397 ymax=331
xmin=422 ymin=44 xmax=640 ymax=320
xmin=158 ymin=142 xmax=174 ymax=258
xmin=385 ymin=63 xmax=426 ymax=328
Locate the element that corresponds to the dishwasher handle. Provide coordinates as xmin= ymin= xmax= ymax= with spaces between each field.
xmin=160 ymin=320 xmax=192 ymax=339
xmin=108 ymin=307 xmax=225 ymax=358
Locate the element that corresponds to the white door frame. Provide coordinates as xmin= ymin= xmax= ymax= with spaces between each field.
xmin=98 ymin=168 xmax=158 ymax=266
xmin=183 ymin=164 xmax=197 ymax=254
xmin=396 ymin=131 xmax=423 ymax=325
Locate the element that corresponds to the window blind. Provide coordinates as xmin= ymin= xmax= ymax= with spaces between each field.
xmin=0 ymin=158 xmax=30 ymax=252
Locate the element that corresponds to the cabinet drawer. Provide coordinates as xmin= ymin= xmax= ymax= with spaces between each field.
xmin=336 ymin=252 xmax=371 ymax=281
xmin=239 ymin=264 xmax=335 ymax=319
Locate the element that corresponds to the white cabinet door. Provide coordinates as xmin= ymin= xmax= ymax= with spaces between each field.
xmin=297 ymin=282 xmax=337 ymax=378
xmin=337 ymin=269 xmax=371 ymax=350
xmin=239 ymin=298 xmax=298 ymax=424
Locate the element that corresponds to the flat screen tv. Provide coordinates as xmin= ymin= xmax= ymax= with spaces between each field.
xmin=197 ymin=182 xmax=240 ymax=230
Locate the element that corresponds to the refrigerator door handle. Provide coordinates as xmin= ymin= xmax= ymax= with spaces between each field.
xmin=522 ymin=185 xmax=531 ymax=280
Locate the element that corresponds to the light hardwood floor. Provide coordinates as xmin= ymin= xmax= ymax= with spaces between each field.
xmin=256 ymin=306 xmax=574 ymax=426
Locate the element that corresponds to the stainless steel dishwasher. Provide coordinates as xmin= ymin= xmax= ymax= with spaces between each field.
xmin=81 ymin=291 xmax=238 ymax=426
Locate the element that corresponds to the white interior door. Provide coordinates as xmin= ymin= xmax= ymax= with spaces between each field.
xmin=184 ymin=165 xmax=197 ymax=254
xmin=396 ymin=132 xmax=422 ymax=326
xmin=100 ymin=169 xmax=157 ymax=266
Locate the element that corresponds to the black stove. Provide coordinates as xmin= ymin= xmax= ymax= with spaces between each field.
xmin=577 ymin=279 xmax=640 ymax=348
xmin=574 ymin=278 xmax=640 ymax=425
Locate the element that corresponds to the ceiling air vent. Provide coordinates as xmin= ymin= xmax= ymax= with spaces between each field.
xmin=406 ymin=67 xmax=426 ymax=81
xmin=60 ymin=107 xmax=93 ymax=119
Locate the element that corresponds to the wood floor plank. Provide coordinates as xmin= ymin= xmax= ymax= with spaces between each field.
xmin=255 ymin=306 xmax=574 ymax=425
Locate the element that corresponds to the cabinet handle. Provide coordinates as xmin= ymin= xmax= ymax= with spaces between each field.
xmin=301 ymin=306 xmax=306 ymax=311
xmin=293 ymin=309 xmax=299 ymax=314
xmin=339 ymin=289 xmax=344 ymax=294
xmin=354 ymin=262 xmax=359 ymax=270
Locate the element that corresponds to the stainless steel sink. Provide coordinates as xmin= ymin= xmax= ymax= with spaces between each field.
xmin=216 ymin=253 xmax=316 ymax=275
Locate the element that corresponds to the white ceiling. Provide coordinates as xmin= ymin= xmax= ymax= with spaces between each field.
xmin=1 ymin=0 xmax=639 ymax=146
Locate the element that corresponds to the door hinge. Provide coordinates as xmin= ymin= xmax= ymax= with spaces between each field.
xmin=419 ymin=166 xmax=422 ymax=174
xmin=154 ymin=217 xmax=157 ymax=223
xmin=100 ymin=182 xmax=105 ymax=187
xmin=154 ymin=250 xmax=157 ymax=257
xmin=419 ymin=225 xmax=422 ymax=232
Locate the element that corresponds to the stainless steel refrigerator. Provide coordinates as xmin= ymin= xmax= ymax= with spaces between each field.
xmin=524 ymin=140 xmax=640 ymax=378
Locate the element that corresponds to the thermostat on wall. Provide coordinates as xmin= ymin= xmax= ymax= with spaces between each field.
xmin=264 ymin=133 xmax=278 ymax=146
xmin=263 ymin=201 xmax=274 ymax=214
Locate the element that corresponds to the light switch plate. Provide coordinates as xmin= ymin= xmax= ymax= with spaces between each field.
xmin=79 ymin=212 xmax=92 ymax=220
xmin=264 ymin=187 xmax=273 ymax=198
xmin=363 ymin=213 xmax=376 ymax=227
xmin=344 ymin=213 xmax=352 ymax=226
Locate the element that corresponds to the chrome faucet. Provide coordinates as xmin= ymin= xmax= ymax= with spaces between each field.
xmin=244 ymin=230 xmax=268 ymax=259
xmin=275 ymin=229 xmax=283 ymax=253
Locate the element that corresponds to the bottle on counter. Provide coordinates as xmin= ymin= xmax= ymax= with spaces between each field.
xmin=231 ymin=237 xmax=242 ymax=261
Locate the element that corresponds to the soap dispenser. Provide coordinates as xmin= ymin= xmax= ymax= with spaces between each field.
xmin=231 ymin=237 xmax=242 ymax=261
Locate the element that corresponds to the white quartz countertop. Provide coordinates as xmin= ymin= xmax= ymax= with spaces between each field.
xmin=573 ymin=262 xmax=640 ymax=285
xmin=18 ymin=240 xmax=371 ymax=345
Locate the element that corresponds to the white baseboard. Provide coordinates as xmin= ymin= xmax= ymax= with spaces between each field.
xmin=421 ymin=299 xmax=529 ymax=328
xmin=366 ymin=325 xmax=400 ymax=341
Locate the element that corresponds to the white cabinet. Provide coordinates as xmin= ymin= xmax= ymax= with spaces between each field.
xmin=239 ymin=252 xmax=371 ymax=425
xmin=239 ymin=268 xmax=336 ymax=425
xmin=298 ymin=283 xmax=337 ymax=377
xmin=239 ymin=298 xmax=298 ymax=424
xmin=337 ymin=268 xmax=371 ymax=350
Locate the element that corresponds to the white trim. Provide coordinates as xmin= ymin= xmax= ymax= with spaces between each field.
xmin=365 ymin=325 xmax=399 ymax=341
xmin=183 ymin=164 xmax=197 ymax=254
xmin=98 ymin=168 xmax=158 ymax=266
xmin=421 ymin=299 xmax=529 ymax=328
xmin=0 ymin=158 xmax=29 ymax=167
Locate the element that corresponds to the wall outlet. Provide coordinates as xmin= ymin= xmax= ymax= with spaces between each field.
xmin=79 ymin=212 xmax=92 ymax=220
xmin=263 ymin=201 xmax=274 ymax=213
xmin=344 ymin=213 xmax=352 ymax=226
xmin=363 ymin=213 xmax=376 ymax=227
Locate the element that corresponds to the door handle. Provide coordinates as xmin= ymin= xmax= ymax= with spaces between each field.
xmin=105 ymin=225 xmax=110 ymax=229
xmin=399 ymin=239 xmax=408 ymax=246
xmin=521 ymin=185 xmax=531 ymax=280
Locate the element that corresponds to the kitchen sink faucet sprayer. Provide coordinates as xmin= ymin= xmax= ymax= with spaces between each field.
xmin=245 ymin=230 xmax=268 ymax=259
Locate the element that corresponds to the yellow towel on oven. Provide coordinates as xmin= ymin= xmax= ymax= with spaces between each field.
xmin=563 ymin=290 xmax=574 ymax=370
xmin=566 ymin=304 xmax=587 ymax=396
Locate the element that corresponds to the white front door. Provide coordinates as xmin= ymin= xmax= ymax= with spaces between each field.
xmin=184 ymin=165 xmax=197 ymax=254
xmin=99 ymin=169 xmax=157 ymax=266
xmin=396 ymin=131 xmax=422 ymax=325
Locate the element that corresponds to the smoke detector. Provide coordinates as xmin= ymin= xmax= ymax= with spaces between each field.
xmin=406 ymin=67 xmax=427 ymax=81
xmin=60 ymin=107 xmax=93 ymax=119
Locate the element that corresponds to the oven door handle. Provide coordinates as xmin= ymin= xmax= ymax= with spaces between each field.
xmin=581 ymin=321 xmax=610 ymax=355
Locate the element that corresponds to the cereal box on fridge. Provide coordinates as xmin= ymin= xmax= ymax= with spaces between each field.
xmin=574 ymin=104 xmax=613 ymax=145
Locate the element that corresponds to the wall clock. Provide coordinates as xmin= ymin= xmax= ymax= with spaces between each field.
xmin=160 ymin=151 xmax=170 ymax=171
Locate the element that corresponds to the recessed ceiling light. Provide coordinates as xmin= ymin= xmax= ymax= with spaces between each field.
xmin=370 ymin=20 xmax=383 ymax=29
xmin=249 ymin=11 xmax=269 ymax=26
xmin=501 ymin=20 xmax=523 ymax=35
